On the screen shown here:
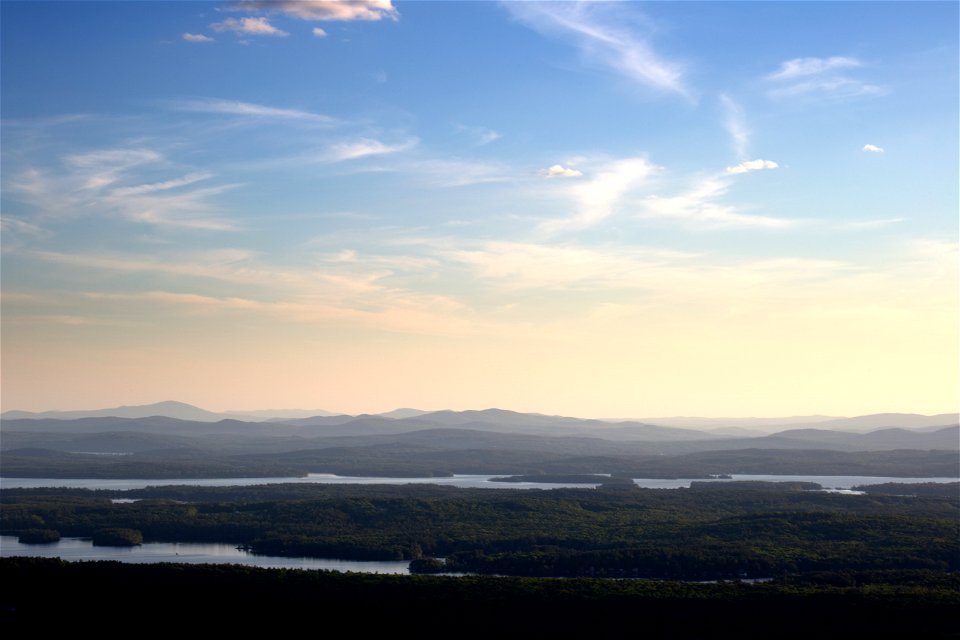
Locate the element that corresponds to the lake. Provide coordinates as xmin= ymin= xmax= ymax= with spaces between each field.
xmin=0 ymin=473 xmax=602 ymax=491
xmin=0 ymin=473 xmax=955 ymax=491
xmin=0 ymin=535 xmax=412 ymax=573
xmin=633 ymin=474 xmax=959 ymax=490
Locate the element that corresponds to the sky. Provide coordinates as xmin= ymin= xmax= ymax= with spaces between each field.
xmin=1 ymin=1 xmax=957 ymax=418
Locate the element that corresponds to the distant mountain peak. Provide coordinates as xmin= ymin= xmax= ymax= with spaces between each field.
xmin=379 ymin=408 xmax=432 ymax=419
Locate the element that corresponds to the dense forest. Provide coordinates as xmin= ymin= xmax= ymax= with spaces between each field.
xmin=3 ymin=482 xmax=957 ymax=580
xmin=3 ymin=557 xmax=958 ymax=638
xmin=4 ymin=444 xmax=957 ymax=479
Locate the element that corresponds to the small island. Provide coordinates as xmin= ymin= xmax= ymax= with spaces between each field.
xmin=17 ymin=528 xmax=61 ymax=544
xmin=92 ymin=528 xmax=143 ymax=547
xmin=851 ymin=482 xmax=959 ymax=498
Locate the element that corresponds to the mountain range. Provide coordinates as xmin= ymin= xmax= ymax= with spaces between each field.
xmin=3 ymin=401 xmax=955 ymax=434
xmin=2 ymin=403 xmax=957 ymax=454
xmin=2 ymin=402 xmax=956 ymax=480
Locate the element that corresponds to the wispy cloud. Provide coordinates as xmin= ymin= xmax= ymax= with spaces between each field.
xmin=183 ymin=33 xmax=215 ymax=43
xmin=726 ymin=159 xmax=778 ymax=175
xmin=105 ymin=183 xmax=239 ymax=230
xmin=20 ymin=231 xmax=951 ymax=345
xmin=766 ymin=56 xmax=886 ymax=99
xmin=767 ymin=56 xmax=861 ymax=81
xmin=64 ymin=148 xmax=163 ymax=191
xmin=0 ymin=217 xmax=48 ymax=238
xmin=312 ymin=27 xmax=328 ymax=38
xmin=173 ymin=98 xmax=337 ymax=125
xmin=211 ymin=16 xmax=289 ymax=37
xmin=457 ymin=124 xmax=501 ymax=146
xmin=503 ymin=1 xmax=689 ymax=98
xmin=35 ymin=248 xmax=260 ymax=282
xmin=863 ymin=143 xmax=885 ymax=153
xmin=844 ymin=217 xmax=904 ymax=230
xmin=36 ymin=246 xmax=483 ymax=337
xmin=86 ymin=290 xmax=265 ymax=311
xmin=538 ymin=154 xmax=787 ymax=233
xmin=719 ymin=94 xmax=749 ymax=160
xmin=409 ymin=159 xmax=510 ymax=188
xmin=10 ymin=146 xmax=236 ymax=230
xmin=439 ymin=239 xmax=699 ymax=292
xmin=64 ymin=148 xmax=162 ymax=169
xmin=231 ymin=1 xmax=398 ymax=22
xmin=540 ymin=157 xmax=656 ymax=233
xmin=321 ymin=137 xmax=418 ymax=162
xmin=110 ymin=172 xmax=214 ymax=197
xmin=541 ymin=164 xmax=583 ymax=178
xmin=421 ymin=237 xmax=867 ymax=315
xmin=642 ymin=176 xmax=794 ymax=230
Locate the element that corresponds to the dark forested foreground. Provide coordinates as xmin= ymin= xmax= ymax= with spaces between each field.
xmin=3 ymin=482 xmax=957 ymax=580
xmin=2 ymin=557 xmax=958 ymax=638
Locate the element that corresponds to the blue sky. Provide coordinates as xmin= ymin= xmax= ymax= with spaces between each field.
xmin=2 ymin=1 xmax=957 ymax=417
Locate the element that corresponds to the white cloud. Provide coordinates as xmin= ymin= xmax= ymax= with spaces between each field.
xmin=719 ymin=94 xmax=749 ymax=160
xmin=231 ymin=1 xmax=398 ymax=22
xmin=767 ymin=56 xmax=861 ymax=81
xmin=105 ymin=181 xmax=239 ymax=231
xmin=312 ymin=27 xmax=328 ymax=38
xmin=766 ymin=56 xmax=886 ymax=99
xmin=110 ymin=172 xmax=214 ymax=197
xmin=183 ymin=33 xmax=215 ymax=43
xmin=322 ymin=137 xmax=418 ymax=162
xmin=863 ymin=144 xmax=885 ymax=153
xmin=540 ymin=157 xmax=656 ymax=233
xmin=503 ymin=2 xmax=689 ymax=98
xmin=12 ymin=146 xmax=236 ymax=230
xmin=726 ymin=159 xmax=779 ymax=174
xmin=770 ymin=78 xmax=887 ymax=99
xmin=64 ymin=148 xmax=163 ymax=191
xmin=173 ymin=99 xmax=336 ymax=125
xmin=211 ymin=17 xmax=289 ymax=37
xmin=541 ymin=164 xmax=583 ymax=178
xmin=641 ymin=176 xmax=795 ymax=229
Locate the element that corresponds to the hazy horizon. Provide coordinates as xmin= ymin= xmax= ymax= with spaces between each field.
xmin=2 ymin=2 xmax=957 ymax=417
xmin=3 ymin=398 xmax=956 ymax=427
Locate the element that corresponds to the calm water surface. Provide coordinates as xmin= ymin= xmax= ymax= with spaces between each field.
xmin=0 ymin=474 xmax=602 ymax=490
xmin=0 ymin=535 xmax=411 ymax=573
xmin=632 ymin=474 xmax=959 ymax=490
xmin=1 ymin=473 xmax=955 ymax=491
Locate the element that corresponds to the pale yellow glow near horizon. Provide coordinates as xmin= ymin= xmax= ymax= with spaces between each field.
xmin=3 ymin=263 xmax=957 ymax=417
